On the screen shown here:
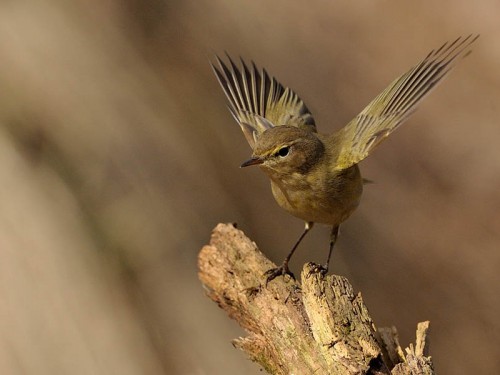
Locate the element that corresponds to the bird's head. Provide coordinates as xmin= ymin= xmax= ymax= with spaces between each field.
xmin=240 ymin=126 xmax=324 ymax=176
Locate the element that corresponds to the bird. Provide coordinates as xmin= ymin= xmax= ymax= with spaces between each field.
xmin=211 ymin=35 xmax=478 ymax=283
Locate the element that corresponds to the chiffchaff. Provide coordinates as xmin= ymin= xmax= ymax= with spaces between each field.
xmin=212 ymin=35 xmax=477 ymax=283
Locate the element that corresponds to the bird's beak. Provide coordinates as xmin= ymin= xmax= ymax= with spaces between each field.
xmin=240 ymin=156 xmax=264 ymax=168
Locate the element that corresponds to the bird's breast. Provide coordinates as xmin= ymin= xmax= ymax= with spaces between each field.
xmin=268 ymin=165 xmax=363 ymax=225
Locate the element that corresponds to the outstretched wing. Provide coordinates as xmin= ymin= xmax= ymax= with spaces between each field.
xmin=211 ymin=55 xmax=316 ymax=149
xmin=333 ymin=34 xmax=478 ymax=170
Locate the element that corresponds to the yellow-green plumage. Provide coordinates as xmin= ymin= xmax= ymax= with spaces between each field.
xmin=212 ymin=35 xmax=478 ymax=282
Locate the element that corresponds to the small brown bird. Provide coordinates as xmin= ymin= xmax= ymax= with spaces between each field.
xmin=211 ymin=35 xmax=477 ymax=283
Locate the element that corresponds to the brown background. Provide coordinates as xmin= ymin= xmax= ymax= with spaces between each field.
xmin=0 ymin=1 xmax=498 ymax=374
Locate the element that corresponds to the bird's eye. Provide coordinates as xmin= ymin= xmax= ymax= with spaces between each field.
xmin=277 ymin=146 xmax=290 ymax=158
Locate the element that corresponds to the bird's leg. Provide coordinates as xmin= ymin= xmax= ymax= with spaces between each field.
xmin=265 ymin=222 xmax=314 ymax=285
xmin=321 ymin=225 xmax=340 ymax=274
xmin=308 ymin=225 xmax=340 ymax=276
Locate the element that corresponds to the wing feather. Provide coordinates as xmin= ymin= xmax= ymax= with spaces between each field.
xmin=211 ymin=56 xmax=316 ymax=149
xmin=334 ymin=35 xmax=478 ymax=170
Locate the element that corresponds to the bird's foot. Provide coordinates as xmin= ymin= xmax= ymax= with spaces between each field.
xmin=264 ymin=264 xmax=295 ymax=285
xmin=306 ymin=263 xmax=328 ymax=278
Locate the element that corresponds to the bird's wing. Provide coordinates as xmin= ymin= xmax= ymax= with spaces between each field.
xmin=212 ymin=55 xmax=316 ymax=149
xmin=333 ymin=34 xmax=478 ymax=171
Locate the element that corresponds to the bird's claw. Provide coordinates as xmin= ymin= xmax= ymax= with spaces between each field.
xmin=307 ymin=263 xmax=328 ymax=278
xmin=264 ymin=264 xmax=295 ymax=286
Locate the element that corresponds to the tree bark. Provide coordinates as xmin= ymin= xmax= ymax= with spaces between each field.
xmin=198 ymin=223 xmax=434 ymax=375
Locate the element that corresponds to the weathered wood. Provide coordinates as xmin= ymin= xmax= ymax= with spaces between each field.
xmin=198 ymin=223 xmax=434 ymax=374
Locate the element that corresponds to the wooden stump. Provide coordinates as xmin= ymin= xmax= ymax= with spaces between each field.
xmin=198 ymin=223 xmax=434 ymax=375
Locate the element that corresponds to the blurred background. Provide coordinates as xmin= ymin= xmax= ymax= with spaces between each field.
xmin=0 ymin=1 xmax=498 ymax=374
